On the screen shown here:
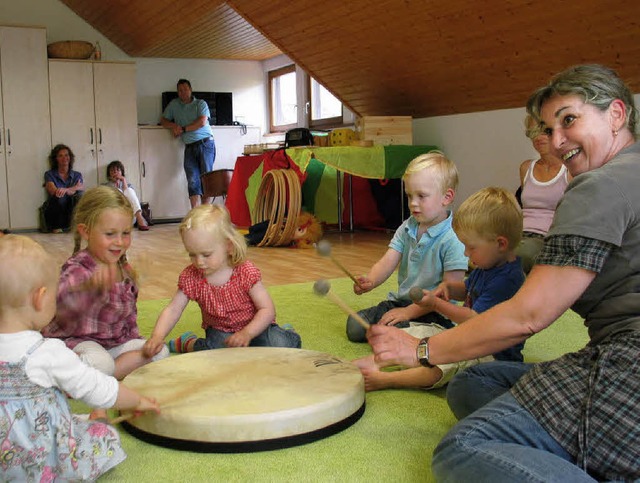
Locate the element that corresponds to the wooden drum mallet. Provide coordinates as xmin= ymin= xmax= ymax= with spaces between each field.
xmin=313 ymin=279 xmax=370 ymax=330
xmin=315 ymin=240 xmax=361 ymax=288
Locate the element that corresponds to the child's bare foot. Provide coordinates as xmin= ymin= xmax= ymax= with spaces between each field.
xmin=359 ymin=365 xmax=394 ymax=392
xmin=352 ymin=356 xmax=391 ymax=392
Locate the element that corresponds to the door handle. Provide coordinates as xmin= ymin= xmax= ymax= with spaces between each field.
xmin=90 ymin=128 xmax=94 ymax=144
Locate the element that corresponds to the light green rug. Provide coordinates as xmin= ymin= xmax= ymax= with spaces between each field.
xmin=82 ymin=277 xmax=588 ymax=482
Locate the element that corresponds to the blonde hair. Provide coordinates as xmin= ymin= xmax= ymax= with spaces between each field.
xmin=453 ymin=187 xmax=523 ymax=248
xmin=0 ymin=235 xmax=58 ymax=310
xmin=71 ymin=185 xmax=134 ymax=263
xmin=402 ymin=151 xmax=459 ymax=194
xmin=524 ymin=114 xmax=543 ymax=140
xmin=179 ymin=204 xmax=247 ymax=267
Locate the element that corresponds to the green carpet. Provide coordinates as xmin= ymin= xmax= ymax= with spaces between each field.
xmin=83 ymin=277 xmax=588 ymax=482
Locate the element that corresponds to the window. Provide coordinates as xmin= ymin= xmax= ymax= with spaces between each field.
xmin=267 ymin=63 xmax=352 ymax=133
xmin=268 ymin=65 xmax=297 ymax=132
xmin=308 ymin=78 xmax=342 ymax=128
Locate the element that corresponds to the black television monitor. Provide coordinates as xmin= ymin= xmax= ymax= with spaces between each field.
xmin=161 ymin=91 xmax=233 ymax=126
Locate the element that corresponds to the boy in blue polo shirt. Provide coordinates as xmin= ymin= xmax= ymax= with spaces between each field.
xmin=346 ymin=152 xmax=468 ymax=342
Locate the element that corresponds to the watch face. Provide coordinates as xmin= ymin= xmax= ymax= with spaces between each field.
xmin=417 ymin=343 xmax=427 ymax=360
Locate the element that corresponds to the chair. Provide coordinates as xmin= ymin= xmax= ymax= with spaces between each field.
xmin=201 ymin=169 xmax=234 ymax=202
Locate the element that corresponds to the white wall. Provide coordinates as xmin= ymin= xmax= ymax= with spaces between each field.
xmin=413 ymin=107 xmax=537 ymax=206
xmin=414 ymin=93 xmax=640 ymax=206
xmin=136 ymin=58 xmax=265 ymax=127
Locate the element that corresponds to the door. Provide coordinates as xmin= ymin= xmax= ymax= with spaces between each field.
xmin=93 ymin=62 xmax=139 ymax=188
xmin=138 ymin=128 xmax=190 ymax=220
xmin=49 ymin=60 xmax=98 ymax=187
xmin=0 ymin=54 xmax=8 ymax=229
xmin=0 ymin=26 xmax=51 ymax=229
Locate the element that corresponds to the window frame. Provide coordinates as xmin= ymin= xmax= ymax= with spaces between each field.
xmin=307 ymin=76 xmax=343 ymax=129
xmin=268 ymin=64 xmax=298 ymax=133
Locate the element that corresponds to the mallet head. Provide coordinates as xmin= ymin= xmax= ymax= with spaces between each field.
xmin=313 ymin=279 xmax=331 ymax=296
xmin=409 ymin=286 xmax=423 ymax=303
xmin=316 ymin=239 xmax=332 ymax=257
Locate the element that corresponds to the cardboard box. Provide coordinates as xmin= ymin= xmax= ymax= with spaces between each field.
xmin=355 ymin=116 xmax=413 ymax=145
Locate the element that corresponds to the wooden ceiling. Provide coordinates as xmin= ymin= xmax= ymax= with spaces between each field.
xmin=62 ymin=0 xmax=640 ymax=118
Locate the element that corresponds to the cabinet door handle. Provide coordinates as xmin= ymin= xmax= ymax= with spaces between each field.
xmin=99 ymin=128 xmax=102 ymax=144
xmin=90 ymin=128 xmax=94 ymax=144
xmin=6 ymin=129 xmax=10 ymax=146
xmin=142 ymin=162 xmax=146 ymax=177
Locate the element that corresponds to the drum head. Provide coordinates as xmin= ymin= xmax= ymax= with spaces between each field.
xmin=121 ymin=347 xmax=365 ymax=452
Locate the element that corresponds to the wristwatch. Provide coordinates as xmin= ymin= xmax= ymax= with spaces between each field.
xmin=416 ymin=337 xmax=434 ymax=367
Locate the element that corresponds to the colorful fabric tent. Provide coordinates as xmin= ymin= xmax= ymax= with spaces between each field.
xmin=225 ymin=145 xmax=438 ymax=228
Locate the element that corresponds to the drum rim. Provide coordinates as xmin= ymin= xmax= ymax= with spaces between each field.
xmin=121 ymin=402 xmax=365 ymax=453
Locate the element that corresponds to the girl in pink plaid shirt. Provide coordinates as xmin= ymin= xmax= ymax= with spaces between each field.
xmin=143 ymin=204 xmax=300 ymax=356
xmin=43 ymin=187 xmax=169 ymax=418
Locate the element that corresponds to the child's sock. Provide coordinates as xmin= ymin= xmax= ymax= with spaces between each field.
xmin=169 ymin=331 xmax=197 ymax=353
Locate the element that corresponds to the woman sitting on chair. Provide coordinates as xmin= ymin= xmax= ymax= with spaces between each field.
xmin=103 ymin=160 xmax=150 ymax=231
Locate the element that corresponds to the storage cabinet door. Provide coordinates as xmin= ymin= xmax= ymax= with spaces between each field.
xmin=138 ymin=128 xmax=190 ymax=220
xmin=49 ymin=60 xmax=98 ymax=187
xmin=0 ymin=27 xmax=51 ymax=229
xmin=0 ymin=60 xmax=8 ymax=229
xmin=210 ymin=126 xmax=261 ymax=170
xmin=93 ymin=62 xmax=139 ymax=188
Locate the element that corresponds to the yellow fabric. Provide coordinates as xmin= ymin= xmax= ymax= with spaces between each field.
xmin=286 ymin=146 xmax=386 ymax=179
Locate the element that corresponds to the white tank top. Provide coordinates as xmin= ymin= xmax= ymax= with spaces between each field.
xmin=521 ymin=159 xmax=569 ymax=235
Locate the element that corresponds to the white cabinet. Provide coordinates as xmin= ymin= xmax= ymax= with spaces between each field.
xmin=138 ymin=125 xmax=261 ymax=221
xmin=138 ymin=128 xmax=190 ymax=221
xmin=211 ymin=126 xmax=261 ymax=171
xmin=0 ymin=26 xmax=51 ymax=229
xmin=49 ymin=60 xmax=139 ymax=190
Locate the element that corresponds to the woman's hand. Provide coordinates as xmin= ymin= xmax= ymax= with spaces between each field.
xmin=55 ymin=187 xmax=68 ymax=198
xmin=367 ymin=324 xmax=421 ymax=368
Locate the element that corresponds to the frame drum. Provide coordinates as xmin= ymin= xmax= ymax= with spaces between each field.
xmin=121 ymin=347 xmax=365 ymax=452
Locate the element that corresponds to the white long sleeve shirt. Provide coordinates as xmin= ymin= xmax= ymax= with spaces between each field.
xmin=0 ymin=330 xmax=119 ymax=409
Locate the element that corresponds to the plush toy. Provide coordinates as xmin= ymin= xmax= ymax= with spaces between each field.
xmin=291 ymin=212 xmax=323 ymax=248
xmin=245 ymin=211 xmax=322 ymax=248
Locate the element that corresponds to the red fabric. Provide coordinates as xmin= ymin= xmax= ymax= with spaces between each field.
xmin=261 ymin=149 xmax=307 ymax=185
xmin=226 ymin=155 xmax=264 ymax=227
xmin=342 ymin=176 xmax=385 ymax=228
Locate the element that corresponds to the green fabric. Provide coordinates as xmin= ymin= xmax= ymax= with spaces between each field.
xmin=383 ymin=145 xmax=439 ymax=178
xmin=245 ymin=163 xmax=264 ymax=225
xmin=286 ymin=145 xmax=440 ymax=180
xmin=312 ymin=164 xmax=340 ymax=223
xmin=300 ymin=158 xmax=325 ymax=215
xmin=75 ymin=277 xmax=589 ymax=482
xmin=287 ymin=146 xmax=386 ymax=178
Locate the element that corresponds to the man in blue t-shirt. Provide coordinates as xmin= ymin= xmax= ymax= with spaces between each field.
xmin=161 ymin=79 xmax=216 ymax=208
